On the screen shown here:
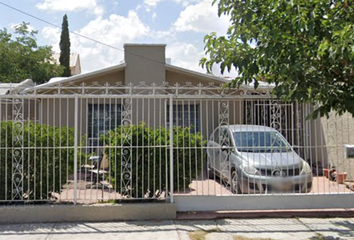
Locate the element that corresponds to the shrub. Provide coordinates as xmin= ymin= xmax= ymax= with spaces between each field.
xmin=0 ymin=121 xmax=76 ymax=201
xmin=103 ymin=123 xmax=206 ymax=198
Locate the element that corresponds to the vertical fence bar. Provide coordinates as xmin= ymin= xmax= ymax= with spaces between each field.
xmin=169 ymin=94 xmax=174 ymax=203
xmin=73 ymin=94 xmax=79 ymax=204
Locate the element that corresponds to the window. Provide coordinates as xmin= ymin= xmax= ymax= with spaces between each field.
xmin=88 ymin=104 xmax=121 ymax=139
xmin=233 ymin=131 xmax=291 ymax=153
xmin=167 ymin=104 xmax=200 ymax=132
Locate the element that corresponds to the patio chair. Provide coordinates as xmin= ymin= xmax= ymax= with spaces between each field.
xmin=88 ymin=154 xmax=108 ymax=187
xmin=81 ymin=155 xmax=100 ymax=171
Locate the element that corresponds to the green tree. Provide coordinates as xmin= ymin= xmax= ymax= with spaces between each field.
xmin=201 ymin=0 xmax=354 ymax=118
xmin=59 ymin=14 xmax=71 ymax=77
xmin=0 ymin=22 xmax=63 ymax=84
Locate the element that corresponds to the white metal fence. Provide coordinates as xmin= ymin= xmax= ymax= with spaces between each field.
xmin=0 ymin=82 xmax=353 ymax=209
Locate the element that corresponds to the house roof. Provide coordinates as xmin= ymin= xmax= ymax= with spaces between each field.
xmin=0 ymin=83 xmax=19 ymax=95
xmin=25 ymin=62 xmax=230 ymax=93
xmin=0 ymin=79 xmax=33 ymax=95
xmin=21 ymin=61 xmax=274 ymax=93
xmin=23 ymin=63 xmax=126 ymax=93
xmin=165 ymin=64 xmax=228 ymax=83
xmin=165 ymin=64 xmax=274 ymax=90
xmin=52 ymin=53 xmax=80 ymax=67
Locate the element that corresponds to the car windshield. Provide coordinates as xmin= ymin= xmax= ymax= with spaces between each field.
xmin=233 ymin=131 xmax=292 ymax=153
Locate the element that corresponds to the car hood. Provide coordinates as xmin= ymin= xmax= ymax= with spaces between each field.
xmin=238 ymin=151 xmax=303 ymax=169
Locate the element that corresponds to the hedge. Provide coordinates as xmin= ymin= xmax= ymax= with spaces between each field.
xmin=102 ymin=123 xmax=206 ymax=198
xmin=0 ymin=121 xmax=76 ymax=201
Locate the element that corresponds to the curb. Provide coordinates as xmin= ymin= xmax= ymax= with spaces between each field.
xmin=176 ymin=209 xmax=354 ymax=220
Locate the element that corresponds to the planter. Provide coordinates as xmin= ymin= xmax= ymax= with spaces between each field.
xmin=323 ymin=168 xmax=330 ymax=178
xmin=337 ymin=172 xmax=347 ymax=184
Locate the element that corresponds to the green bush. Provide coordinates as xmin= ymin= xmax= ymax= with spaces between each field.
xmin=0 ymin=121 xmax=76 ymax=201
xmin=103 ymin=123 xmax=206 ymax=198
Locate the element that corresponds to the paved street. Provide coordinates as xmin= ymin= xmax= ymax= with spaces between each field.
xmin=0 ymin=218 xmax=354 ymax=240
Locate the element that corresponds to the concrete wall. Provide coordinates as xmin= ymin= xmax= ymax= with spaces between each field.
xmin=321 ymin=112 xmax=354 ymax=179
xmin=0 ymin=203 xmax=176 ymax=223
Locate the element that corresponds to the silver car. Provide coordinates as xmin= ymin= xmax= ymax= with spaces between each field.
xmin=207 ymin=125 xmax=313 ymax=194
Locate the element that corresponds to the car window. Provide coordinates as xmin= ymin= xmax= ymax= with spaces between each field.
xmin=220 ymin=128 xmax=233 ymax=147
xmin=233 ymin=131 xmax=291 ymax=152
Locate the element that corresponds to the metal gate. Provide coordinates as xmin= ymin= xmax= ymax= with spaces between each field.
xmin=1 ymin=82 xmax=353 ymax=210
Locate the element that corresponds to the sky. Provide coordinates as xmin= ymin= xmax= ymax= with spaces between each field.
xmin=0 ymin=0 xmax=235 ymax=77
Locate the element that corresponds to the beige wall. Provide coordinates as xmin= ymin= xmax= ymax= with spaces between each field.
xmin=0 ymin=100 xmax=38 ymax=121
xmin=70 ymin=57 xmax=81 ymax=76
xmin=321 ymin=112 xmax=354 ymax=179
xmin=125 ymin=44 xmax=166 ymax=86
xmin=0 ymin=103 xmax=11 ymax=121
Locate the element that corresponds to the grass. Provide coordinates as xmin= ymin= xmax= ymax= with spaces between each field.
xmin=188 ymin=228 xmax=221 ymax=240
xmin=309 ymin=233 xmax=328 ymax=240
xmin=188 ymin=229 xmax=277 ymax=240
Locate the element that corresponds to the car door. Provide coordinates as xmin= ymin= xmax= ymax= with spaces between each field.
xmin=207 ymin=128 xmax=219 ymax=171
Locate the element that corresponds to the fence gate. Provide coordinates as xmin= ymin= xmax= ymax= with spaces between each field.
xmin=0 ymin=82 xmax=353 ymax=211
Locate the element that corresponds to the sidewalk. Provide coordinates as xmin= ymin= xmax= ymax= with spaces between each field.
xmin=0 ymin=217 xmax=354 ymax=240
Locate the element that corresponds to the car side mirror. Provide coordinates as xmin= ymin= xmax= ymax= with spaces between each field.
xmin=221 ymin=145 xmax=230 ymax=154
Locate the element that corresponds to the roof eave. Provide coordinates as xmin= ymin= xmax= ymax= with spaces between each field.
xmin=22 ymin=63 xmax=126 ymax=93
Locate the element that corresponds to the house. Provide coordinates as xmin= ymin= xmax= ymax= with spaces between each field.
xmin=1 ymin=44 xmax=353 ymax=178
xmin=52 ymin=52 xmax=82 ymax=76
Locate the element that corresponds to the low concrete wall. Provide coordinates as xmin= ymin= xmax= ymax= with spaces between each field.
xmin=175 ymin=195 xmax=354 ymax=212
xmin=0 ymin=203 xmax=176 ymax=224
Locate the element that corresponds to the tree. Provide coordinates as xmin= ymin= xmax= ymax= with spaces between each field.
xmin=0 ymin=22 xmax=63 ymax=84
xmin=59 ymin=14 xmax=71 ymax=77
xmin=201 ymin=0 xmax=354 ymax=118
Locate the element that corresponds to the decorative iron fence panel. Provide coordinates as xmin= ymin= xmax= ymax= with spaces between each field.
xmin=0 ymin=82 xmax=353 ymax=206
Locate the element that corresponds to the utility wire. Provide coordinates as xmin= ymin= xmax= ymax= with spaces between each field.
xmin=0 ymin=1 xmax=167 ymax=65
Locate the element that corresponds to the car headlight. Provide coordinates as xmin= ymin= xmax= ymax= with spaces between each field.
xmin=241 ymin=164 xmax=261 ymax=175
xmin=300 ymin=161 xmax=312 ymax=174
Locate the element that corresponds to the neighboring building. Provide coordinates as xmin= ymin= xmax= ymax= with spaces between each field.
xmin=52 ymin=52 xmax=82 ymax=76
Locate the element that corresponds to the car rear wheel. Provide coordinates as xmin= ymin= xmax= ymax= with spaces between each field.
xmin=230 ymin=170 xmax=242 ymax=194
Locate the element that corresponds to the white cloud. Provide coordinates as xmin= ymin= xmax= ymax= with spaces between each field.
xmin=144 ymin=0 xmax=201 ymax=7
xmin=42 ymin=26 xmax=61 ymax=52
xmin=36 ymin=0 xmax=104 ymax=16
xmin=144 ymin=0 xmax=163 ymax=7
xmin=174 ymin=0 xmax=229 ymax=34
xmin=42 ymin=10 xmax=150 ymax=73
xmin=166 ymin=42 xmax=204 ymax=72
xmin=166 ymin=42 xmax=237 ymax=77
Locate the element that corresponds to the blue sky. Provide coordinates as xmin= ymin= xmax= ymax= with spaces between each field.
xmin=0 ymin=0 xmax=234 ymax=76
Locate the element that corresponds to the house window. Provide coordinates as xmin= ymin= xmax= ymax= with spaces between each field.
xmin=88 ymin=104 xmax=121 ymax=140
xmin=167 ymin=104 xmax=200 ymax=132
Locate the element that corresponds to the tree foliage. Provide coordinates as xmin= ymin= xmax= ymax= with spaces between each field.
xmin=59 ymin=14 xmax=71 ymax=77
xmin=0 ymin=22 xmax=63 ymax=84
xmin=201 ymin=0 xmax=354 ymax=118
